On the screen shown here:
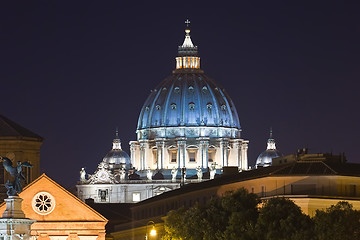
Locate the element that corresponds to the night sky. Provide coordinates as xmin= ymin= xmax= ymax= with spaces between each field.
xmin=1 ymin=1 xmax=359 ymax=187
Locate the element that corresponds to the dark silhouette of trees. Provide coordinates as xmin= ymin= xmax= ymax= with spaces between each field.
xmin=163 ymin=188 xmax=360 ymax=240
xmin=255 ymin=198 xmax=313 ymax=240
xmin=313 ymin=201 xmax=360 ymax=240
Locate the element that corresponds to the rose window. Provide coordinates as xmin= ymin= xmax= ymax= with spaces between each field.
xmin=32 ymin=192 xmax=55 ymax=215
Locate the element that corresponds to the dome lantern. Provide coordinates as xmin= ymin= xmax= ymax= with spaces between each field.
xmin=112 ymin=128 xmax=122 ymax=150
xmin=176 ymin=19 xmax=200 ymax=70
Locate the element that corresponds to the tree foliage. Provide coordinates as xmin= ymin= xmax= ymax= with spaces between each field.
xmin=313 ymin=201 xmax=360 ymax=240
xmin=162 ymin=189 xmax=360 ymax=240
xmin=255 ymin=198 xmax=313 ymax=240
xmin=163 ymin=188 xmax=259 ymax=240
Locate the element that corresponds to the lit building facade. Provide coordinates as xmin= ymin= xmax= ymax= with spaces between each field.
xmin=0 ymin=174 xmax=107 ymax=240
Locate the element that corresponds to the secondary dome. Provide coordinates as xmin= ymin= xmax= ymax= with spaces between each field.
xmin=103 ymin=130 xmax=131 ymax=169
xmin=256 ymin=130 xmax=282 ymax=167
xmin=137 ymin=24 xmax=241 ymax=140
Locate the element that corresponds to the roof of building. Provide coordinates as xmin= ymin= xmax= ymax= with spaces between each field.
xmin=86 ymin=202 xmax=134 ymax=232
xmin=0 ymin=114 xmax=43 ymax=140
xmin=133 ymin=159 xmax=360 ymax=206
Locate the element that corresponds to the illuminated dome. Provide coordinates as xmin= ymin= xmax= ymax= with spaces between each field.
xmin=103 ymin=130 xmax=131 ymax=170
xmin=256 ymin=130 xmax=282 ymax=167
xmin=137 ymin=24 xmax=241 ymax=140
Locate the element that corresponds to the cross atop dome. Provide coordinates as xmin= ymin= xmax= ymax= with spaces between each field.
xmin=185 ymin=19 xmax=190 ymax=27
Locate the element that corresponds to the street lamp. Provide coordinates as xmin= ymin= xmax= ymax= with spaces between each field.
xmin=145 ymin=221 xmax=157 ymax=239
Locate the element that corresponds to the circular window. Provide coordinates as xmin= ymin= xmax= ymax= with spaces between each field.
xmin=32 ymin=192 xmax=55 ymax=215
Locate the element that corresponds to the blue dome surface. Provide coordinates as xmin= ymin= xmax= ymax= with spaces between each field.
xmin=137 ymin=70 xmax=241 ymax=136
xmin=103 ymin=149 xmax=131 ymax=166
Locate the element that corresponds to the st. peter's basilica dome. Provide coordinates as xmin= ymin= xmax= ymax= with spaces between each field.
xmin=136 ymin=26 xmax=241 ymax=141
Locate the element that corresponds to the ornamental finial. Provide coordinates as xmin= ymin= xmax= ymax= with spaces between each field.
xmin=185 ymin=19 xmax=190 ymax=28
xmin=269 ymin=127 xmax=273 ymax=139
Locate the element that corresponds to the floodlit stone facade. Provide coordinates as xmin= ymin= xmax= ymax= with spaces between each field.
xmin=0 ymin=174 xmax=107 ymax=240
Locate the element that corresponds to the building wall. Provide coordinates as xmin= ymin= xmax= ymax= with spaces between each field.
xmin=0 ymin=137 xmax=42 ymax=200
xmin=77 ymin=182 xmax=181 ymax=204
xmin=130 ymin=138 xmax=248 ymax=172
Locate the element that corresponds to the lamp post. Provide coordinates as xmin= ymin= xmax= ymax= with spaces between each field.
xmin=145 ymin=221 xmax=156 ymax=240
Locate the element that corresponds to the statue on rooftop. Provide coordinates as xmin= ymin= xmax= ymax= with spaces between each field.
xmin=210 ymin=163 xmax=217 ymax=180
xmin=171 ymin=167 xmax=178 ymax=182
xmin=196 ymin=166 xmax=203 ymax=181
xmin=147 ymin=168 xmax=152 ymax=180
xmin=80 ymin=168 xmax=87 ymax=183
xmin=119 ymin=167 xmax=126 ymax=181
xmin=1 ymin=156 xmax=32 ymax=197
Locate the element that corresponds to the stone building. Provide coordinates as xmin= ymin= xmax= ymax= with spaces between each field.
xmin=0 ymin=174 xmax=107 ymax=240
xmin=0 ymin=115 xmax=43 ymax=200
xmin=110 ymin=154 xmax=360 ymax=240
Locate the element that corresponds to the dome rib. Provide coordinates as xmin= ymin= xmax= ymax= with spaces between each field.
xmin=162 ymin=79 xmax=175 ymax=126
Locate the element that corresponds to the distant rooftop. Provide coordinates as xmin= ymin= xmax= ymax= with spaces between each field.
xmin=0 ymin=114 xmax=43 ymax=140
xmin=135 ymin=158 xmax=360 ymax=206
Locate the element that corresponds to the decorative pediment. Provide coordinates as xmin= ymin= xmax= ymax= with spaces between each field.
xmin=87 ymin=161 xmax=115 ymax=184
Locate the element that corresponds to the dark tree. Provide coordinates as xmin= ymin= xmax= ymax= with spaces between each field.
xmin=162 ymin=188 xmax=259 ymax=240
xmin=222 ymin=188 xmax=260 ymax=240
xmin=313 ymin=201 xmax=360 ymax=240
xmin=255 ymin=197 xmax=314 ymax=240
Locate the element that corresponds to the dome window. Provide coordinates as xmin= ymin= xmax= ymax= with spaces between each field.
xmin=171 ymin=103 xmax=177 ymax=110
xmin=206 ymin=103 xmax=212 ymax=109
xmin=163 ymin=87 xmax=167 ymax=91
xmin=188 ymin=86 xmax=194 ymax=92
xmin=145 ymin=106 xmax=150 ymax=111
xmin=156 ymin=105 xmax=161 ymax=110
xmin=221 ymin=105 xmax=226 ymax=110
xmin=202 ymin=86 xmax=208 ymax=92
xmin=189 ymin=102 xmax=195 ymax=110
xmin=174 ymin=87 xmax=180 ymax=93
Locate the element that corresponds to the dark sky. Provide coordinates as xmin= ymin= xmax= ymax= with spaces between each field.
xmin=1 ymin=1 xmax=359 ymax=187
